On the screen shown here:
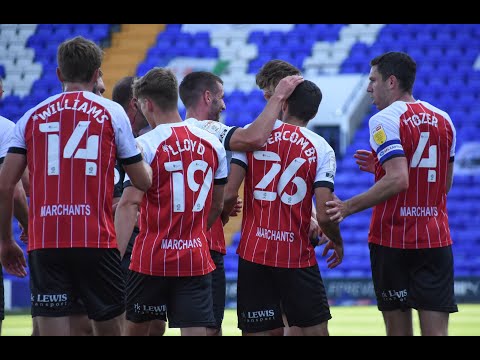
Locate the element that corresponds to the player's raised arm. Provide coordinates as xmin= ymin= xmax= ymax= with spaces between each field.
xmin=227 ymin=75 xmax=304 ymax=152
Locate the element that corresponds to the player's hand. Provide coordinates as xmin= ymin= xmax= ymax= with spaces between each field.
xmin=353 ymin=149 xmax=375 ymax=174
xmin=321 ymin=240 xmax=343 ymax=269
xmin=0 ymin=240 xmax=28 ymax=277
xmin=309 ymin=216 xmax=321 ymax=247
xmin=272 ymin=75 xmax=304 ymax=101
xmin=18 ymin=223 xmax=28 ymax=245
xmin=325 ymin=195 xmax=348 ymax=224
xmin=230 ymin=197 xmax=243 ymax=217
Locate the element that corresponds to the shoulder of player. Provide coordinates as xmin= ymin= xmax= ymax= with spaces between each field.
xmin=298 ymin=126 xmax=331 ymax=149
xmin=0 ymin=115 xmax=15 ymax=129
xmin=186 ymin=123 xmax=223 ymax=143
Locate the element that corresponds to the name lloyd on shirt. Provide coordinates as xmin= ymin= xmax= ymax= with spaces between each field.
xmin=162 ymin=139 xmax=205 ymax=156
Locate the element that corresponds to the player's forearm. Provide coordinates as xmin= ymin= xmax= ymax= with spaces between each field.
xmin=231 ymin=94 xmax=285 ymax=151
xmin=316 ymin=213 xmax=343 ymax=248
xmin=207 ymin=202 xmax=223 ymax=230
xmin=115 ymin=203 xmax=139 ymax=258
xmin=13 ymin=181 xmax=29 ymax=230
xmin=0 ymin=185 xmax=15 ymax=241
xmin=124 ymin=161 xmax=153 ymax=193
xmin=346 ymin=173 xmax=408 ymax=216
xmin=222 ymin=192 xmax=238 ymax=221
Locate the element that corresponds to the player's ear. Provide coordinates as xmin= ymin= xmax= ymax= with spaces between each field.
xmin=204 ymin=90 xmax=212 ymax=104
xmin=90 ymin=68 xmax=100 ymax=84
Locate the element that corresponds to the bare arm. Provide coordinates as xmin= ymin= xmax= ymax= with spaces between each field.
xmin=326 ymin=156 xmax=409 ymax=223
xmin=115 ymin=185 xmax=144 ymax=258
xmin=315 ymin=187 xmax=343 ymax=268
xmin=21 ymin=167 xmax=29 ymax=197
xmin=228 ymin=75 xmax=304 ymax=151
xmin=0 ymin=162 xmax=28 ymax=230
xmin=0 ymin=153 xmax=28 ymax=277
xmin=221 ymin=163 xmax=246 ymax=224
xmin=122 ymin=160 xmax=152 ymax=193
xmin=207 ymin=184 xmax=225 ymax=230
xmin=13 ymin=179 xmax=29 ymax=231
xmin=446 ymin=161 xmax=454 ymax=194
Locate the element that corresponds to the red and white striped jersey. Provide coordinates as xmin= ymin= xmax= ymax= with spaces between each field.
xmin=207 ymin=217 xmax=226 ymax=254
xmin=184 ymin=117 xmax=238 ymax=151
xmin=127 ymin=122 xmax=228 ymax=277
xmin=185 ymin=117 xmax=236 ymax=254
xmin=0 ymin=116 xmax=15 ymax=162
xmin=369 ymin=100 xmax=456 ymax=249
xmin=8 ymin=91 xmax=141 ymax=251
xmin=232 ymin=120 xmax=336 ymax=268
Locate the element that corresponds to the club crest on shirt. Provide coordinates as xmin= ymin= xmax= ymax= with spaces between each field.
xmin=372 ymin=124 xmax=387 ymax=145
xmin=203 ymin=120 xmax=221 ymax=134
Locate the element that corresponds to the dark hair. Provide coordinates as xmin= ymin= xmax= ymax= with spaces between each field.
xmin=112 ymin=76 xmax=135 ymax=110
xmin=57 ymin=36 xmax=103 ymax=83
xmin=255 ymin=59 xmax=301 ymax=90
xmin=370 ymin=51 xmax=416 ymax=94
xmin=132 ymin=67 xmax=178 ymax=111
xmin=179 ymin=71 xmax=223 ymax=108
xmin=287 ymin=80 xmax=322 ymax=123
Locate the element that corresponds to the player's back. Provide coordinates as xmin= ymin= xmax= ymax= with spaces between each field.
xmin=369 ymin=100 xmax=456 ymax=249
xmin=235 ymin=120 xmax=335 ymax=268
xmin=130 ymin=123 xmax=226 ymax=276
xmin=11 ymin=91 xmax=134 ymax=250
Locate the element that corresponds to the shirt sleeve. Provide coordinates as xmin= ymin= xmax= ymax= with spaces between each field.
xmin=123 ymin=135 xmax=154 ymax=187
xmin=198 ymin=120 xmax=238 ymax=151
xmin=369 ymin=115 xmax=405 ymax=165
xmin=449 ymin=120 xmax=456 ymax=161
xmin=111 ymin=104 xmax=142 ymax=164
xmin=213 ymin=141 xmax=228 ymax=185
xmin=313 ymin=144 xmax=336 ymax=191
xmin=8 ymin=115 xmax=29 ymax=156
xmin=231 ymin=151 xmax=247 ymax=169
xmin=0 ymin=118 xmax=15 ymax=160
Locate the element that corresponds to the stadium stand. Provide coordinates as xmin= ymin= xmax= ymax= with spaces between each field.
xmin=1 ymin=23 xmax=479 ymax=309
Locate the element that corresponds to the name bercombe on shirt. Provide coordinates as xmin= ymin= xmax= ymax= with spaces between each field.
xmin=265 ymin=130 xmax=317 ymax=162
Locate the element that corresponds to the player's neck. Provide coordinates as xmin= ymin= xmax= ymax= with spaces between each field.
xmin=284 ymin=117 xmax=307 ymax=128
xmin=185 ymin=108 xmax=208 ymax=121
xmin=151 ymin=111 xmax=183 ymax=128
xmin=63 ymin=82 xmax=94 ymax=93
xmin=393 ymin=91 xmax=416 ymax=104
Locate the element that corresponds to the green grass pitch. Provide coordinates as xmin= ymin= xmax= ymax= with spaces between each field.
xmin=2 ymin=304 xmax=479 ymax=336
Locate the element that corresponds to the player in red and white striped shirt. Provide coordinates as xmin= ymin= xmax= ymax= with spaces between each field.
xmin=224 ymin=80 xmax=344 ymax=336
xmin=178 ymin=70 xmax=303 ymax=336
xmin=326 ymin=52 xmax=457 ymax=336
xmin=0 ymin=36 xmax=152 ymax=336
xmin=115 ymin=68 xmax=228 ymax=336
